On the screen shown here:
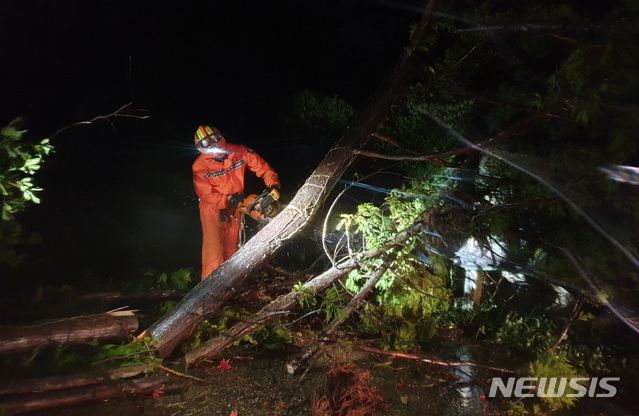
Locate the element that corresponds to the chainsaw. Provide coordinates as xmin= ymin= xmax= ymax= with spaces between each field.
xmin=237 ymin=188 xmax=281 ymax=224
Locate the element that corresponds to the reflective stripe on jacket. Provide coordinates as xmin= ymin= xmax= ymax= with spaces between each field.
xmin=192 ymin=143 xmax=280 ymax=210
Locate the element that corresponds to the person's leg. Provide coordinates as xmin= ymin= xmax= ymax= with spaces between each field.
xmin=222 ymin=213 xmax=242 ymax=261
xmin=200 ymin=203 xmax=225 ymax=279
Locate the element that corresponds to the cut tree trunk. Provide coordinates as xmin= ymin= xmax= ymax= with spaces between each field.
xmin=0 ymin=364 xmax=151 ymax=395
xmin=0 ymin=313 xmax=138 ymax=356
xmin=0 ymin=375 xmax=167 ymax=415
xmin=144 ymin=0 xmax=441 ymax=357
xmin=0 ymin=289 xmax=186 ymax=326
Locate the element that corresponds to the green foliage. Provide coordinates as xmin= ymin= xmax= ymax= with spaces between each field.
xmin=0 ymin=118 xmax=53 ymax=219
xmin=164 ymin=267 xmax=193 ymax=290
xmin=92 ymin=337 xmax=161 ymax=370
xmin=181 ymin=306 xmax=294 ymax=353
xmin=0 ymin=118 xmax=53 ymax=268
xmin=506 ymin=401 xmax=531 ymax=416
xmin=158 ymin=300 xmax=178 ymax=315
xmin=284 ymin=89 xmax=354 ymax=163
xmin=293 ymin=281 xmax=318 ymax=309
xmin=1 ymin=336 xmax=161 ymax=381
xmin=567 ymin=344 xmax=609 ymax=375
xmin=320 ymin=285 xmax=349 ymax=324
xmin=4 ymin=345 xmax=92 ymax=379
xmin=529 ymin=352 xmax=586 ymax=410
xmin=240 ymin=322 xmax=294 ymax=349
xmin=181 ymin=310 xmax=233 ymax=353
xmin=495 ymin=312 xmax=558 ymax=356
xmin=406 ymin=0 xmax=639 ymax=300
xmin=335 ymin=181 xmax=452 ymax=348
xmin=338 ymin=202 xmax=394 ymax=252
xmin=288 ymin=90 xmax=353 ymax=135
xmin=131 ymin=267 xmax=196 ymax=292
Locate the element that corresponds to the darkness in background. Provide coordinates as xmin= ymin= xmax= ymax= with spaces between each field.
xmin=1 ymin=1 xmax=420 ymax=296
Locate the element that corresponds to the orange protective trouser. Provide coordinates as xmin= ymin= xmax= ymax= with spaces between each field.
xmin=199 ymin=202 xmax=242 ymax=280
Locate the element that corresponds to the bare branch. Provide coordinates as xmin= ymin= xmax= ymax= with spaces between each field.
xmin=352 ymin=344 xmax=516 ymax=374
xmin=50 ymin=102 xmax=150 ymax=139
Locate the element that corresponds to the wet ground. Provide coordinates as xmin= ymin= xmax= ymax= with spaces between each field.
xmin=18 ymin=341 xmax=637 ymax=416
xmin=25 ymin=345 xmax=488 ymax=416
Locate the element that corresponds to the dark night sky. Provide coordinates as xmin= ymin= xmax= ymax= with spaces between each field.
xmin=1 ymin=1 xmax=421 ymax=293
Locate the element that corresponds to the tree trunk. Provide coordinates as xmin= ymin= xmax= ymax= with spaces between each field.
xmin=0 ymin=289 xmax=186 ymax=326
xmin=0 ymin=375 xmax=167 ymax=415
xmin=473 ymin=270 xmax=486 ymax=306
xmin=0 ymin=313 xmax=138 ymax=356
xmin=0 ymin=364 xmax=151 ymax=395
xmin=145 ymin=0 xmax=441 ymax=357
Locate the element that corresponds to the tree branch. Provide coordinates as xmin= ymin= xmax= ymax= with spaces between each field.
xmin=356 ymin=112 xmax=562 ymax=164
xmin=548 ymin=295 xmax=586 ymax=353
xmin=325 ymin=254 xmax=398 ymax=335
xmin=51 ymin=102 xmax=150 ymax=139
xmin=351 ymin=344 xmax=516 ymax=374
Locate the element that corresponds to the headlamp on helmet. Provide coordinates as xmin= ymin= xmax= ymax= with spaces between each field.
xmin=194 ymin=125 xmax=223 ymax=149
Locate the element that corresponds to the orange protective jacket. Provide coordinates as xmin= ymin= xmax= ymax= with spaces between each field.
xmin=193 ymin=140 xmax=280 ymax=279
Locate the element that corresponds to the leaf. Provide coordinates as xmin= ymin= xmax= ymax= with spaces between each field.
xmin=217 ymin=359 xmax=232 ymax=371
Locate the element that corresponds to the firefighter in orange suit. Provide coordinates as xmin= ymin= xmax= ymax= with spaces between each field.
xmin=192 ymin=125 xmax=280 ymax=280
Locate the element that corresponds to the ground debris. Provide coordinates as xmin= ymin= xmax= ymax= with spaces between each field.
xmin=312 ymin=363 xmax=389 ymax=416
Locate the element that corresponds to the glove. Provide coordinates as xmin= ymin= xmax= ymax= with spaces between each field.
xmin=264 ymin=183 xmax=280 ymax=194
xmin=229 ymin=194 xmax=244 ymax=207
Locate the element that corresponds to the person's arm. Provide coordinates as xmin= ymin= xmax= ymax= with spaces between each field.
xmin=244 ymin=147 xmax=280 ymax=189
xmin=193 ymin=168 xmax=230 ymax=209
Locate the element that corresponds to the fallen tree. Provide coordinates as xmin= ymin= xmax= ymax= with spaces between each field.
xmin=0 ymin=289 xmax=187 ymax=326
xmin=0 ymin=312 xmax=138 ymax=356
xmin=144 ymin=0 xmax=442 ymax=357
xmin=185 ymin=218 xmax=430 ymax=367
xmin=0 ymin=375 xmax=167 ymax=415
xmin=185 ymin=258 xmax=357 ymax=367
xmin=0 ymin=364 xmax=151 ymax=395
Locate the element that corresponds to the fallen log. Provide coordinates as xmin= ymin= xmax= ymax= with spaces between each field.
xmin=0 ymin=313 xmax=138 ymax=356
xmin=143 ymin=0 xmax=441 ymax=357
xmin=0 ymin=290 xmax=185 ymax=326
xmin=0 ymin=375 xmax=167 ymax=415
xmin=0 ymin=364 xmax=151 ymax=395
xmin=75 ymin=289 xmax=186 ymax=306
